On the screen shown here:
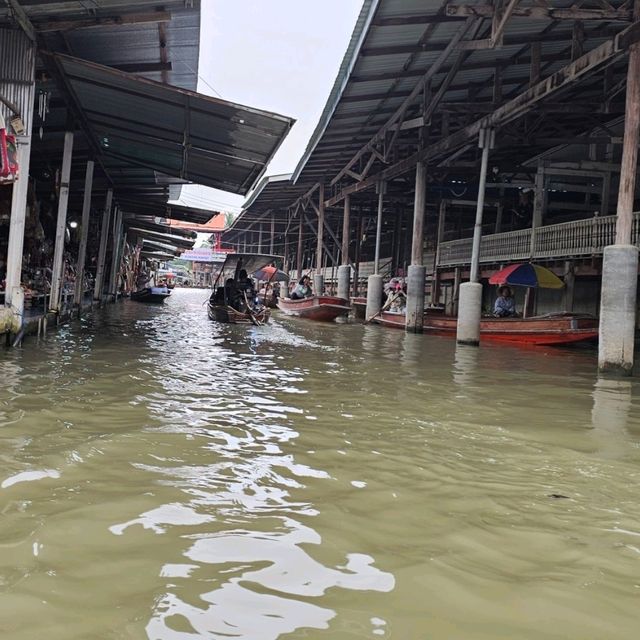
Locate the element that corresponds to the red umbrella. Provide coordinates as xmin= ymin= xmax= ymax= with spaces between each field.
xmin=252 ymin=266 xmax=289 ymax=282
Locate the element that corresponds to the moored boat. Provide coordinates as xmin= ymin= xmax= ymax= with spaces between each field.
xmin=131 ymin=286 xmax=171 ymax=303
xmin=277 ymin=295 xmax=350 ymax=322
xmin=207 ymin=303 xmax=270 ymax=324
xmin=372 ymin=311 xmax=598 ymax=346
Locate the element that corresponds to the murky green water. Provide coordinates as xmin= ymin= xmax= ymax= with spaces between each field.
xmin=1 ymin=289 xmax=640 ymax=639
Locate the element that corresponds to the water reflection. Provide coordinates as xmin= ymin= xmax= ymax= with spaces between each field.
xmin=591 ymin=377 xmax=633 ymax=458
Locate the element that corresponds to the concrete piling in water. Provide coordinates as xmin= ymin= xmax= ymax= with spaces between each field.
xmin=456 ymin=281 xmax=483 ymax=346
xmin=405 ymin=264 xmax=426 ymax=333
xmin=366 ymin=274 xmax=383 ymax=321
xmin=313 ymin=274 xmax=324 ymax=296
xmin=337 ymin=265 xmax=350 ymax=301
xmin=598 ymin=245 xmax=638 ymax=375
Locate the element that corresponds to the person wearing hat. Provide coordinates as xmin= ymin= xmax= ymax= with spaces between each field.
xmin=493 ymin=285 xmax=517 ymax=317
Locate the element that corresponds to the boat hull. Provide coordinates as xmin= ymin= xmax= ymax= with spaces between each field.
xmin=277 ymin=296 xmax=350 ymax=322
xmin=372 ymin=311 xmax=598 ymax=345
xmin=131 ymin=287 xmax=171 ymax=303
xmin=207 ymin=303 xmax=270 ymax=325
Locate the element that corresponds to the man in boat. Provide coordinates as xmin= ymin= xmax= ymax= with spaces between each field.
xmin=235 ymin=269 xmax=257 ymax=311
xmin=290 ymin=275 xmax=312 ymax=300
xmin=493 ymin=285 xmax=517 ymax=317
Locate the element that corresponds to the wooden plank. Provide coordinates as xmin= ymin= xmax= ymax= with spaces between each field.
xmin=445 ymin=4 xmax=632 ymax=20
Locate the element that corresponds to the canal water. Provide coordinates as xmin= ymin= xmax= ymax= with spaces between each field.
xmin=1 ymin=289 xmax=640 ymax=639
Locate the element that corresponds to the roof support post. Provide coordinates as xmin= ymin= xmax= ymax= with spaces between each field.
xmin=296 ymin=210 xmax=304 ymax=278
xmin=374 ymin=182 xmax=386 ymax=274
xmin=316 ymin=184 xmax=325 ymax=272
xmin=598 ymin=1 xmax=640 ymax=375
xmin=341 ymin=194 xmax=351 ymax=265
xmin=94 ymin=189 xmax=113 ymax=302
xmin=107 ymin=206 xmax=123 ymax=297
xmin=529 ymin=161 xmax=545 ymax=258
xmin=410 ymin=162 xmax=427 ymax=266
xmin=4 ymin=33 xmax=36 ymax=333
xmin=269 ymin=215 xmax=275 ymax=254
xmin=469 ymin=129 xmax=495 ymax=283
xmin=456 ymin=128 xmax=494 ymax=346
xmin=50 ymin=131 xmax=75 ymax=313
xmin=74 ymin=159 xmax=95 ymax=308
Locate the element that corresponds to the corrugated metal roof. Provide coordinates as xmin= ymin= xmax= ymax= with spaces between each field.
xmin=50 ymin=53 xmax=295 ymax=196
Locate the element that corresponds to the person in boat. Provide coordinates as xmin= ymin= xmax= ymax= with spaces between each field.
xmin=493 ymin=285 xmax=517 ymax=317
xmin=290 ymin=275 xmax=313 ymax=300
xmin=236 ymin=269 xmax=258 ymax=311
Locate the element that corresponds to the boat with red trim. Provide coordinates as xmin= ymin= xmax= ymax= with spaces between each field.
xmin=277 ymin=295 xmax=350 ymax=322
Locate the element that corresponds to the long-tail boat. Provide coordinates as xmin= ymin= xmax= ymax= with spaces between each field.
xmin=277 ymin=295 xmax=350 ymax=322
xmin=208 ymin=253 xmax=279 ymax=325
xmin=131 ymin=286 xmax=171 ymax=303
xmin=372 ymin=311 xmax=598 ymax=346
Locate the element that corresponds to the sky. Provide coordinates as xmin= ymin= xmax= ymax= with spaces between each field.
xmin=177 ymin=0 xmax=363 ymax=214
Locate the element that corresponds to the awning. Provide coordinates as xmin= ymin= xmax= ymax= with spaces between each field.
xmin=49 ymin=53 xmax=295 ymax=195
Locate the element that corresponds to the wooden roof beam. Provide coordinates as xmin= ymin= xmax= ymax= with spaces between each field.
xmin=445 ymin=4 xmax=633 ymax=21
xmin=325 ymin=20 xmax=640 ymax=207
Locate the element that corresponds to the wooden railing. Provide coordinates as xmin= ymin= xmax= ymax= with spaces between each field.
xmin=437 ymin=213 xmax=640 ymax=267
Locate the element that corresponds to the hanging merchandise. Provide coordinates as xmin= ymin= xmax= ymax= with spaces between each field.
xmin=0 ymin=113 xmax=19 ymax=184
xmin=37 ymin=90 xmax=50 ymax=140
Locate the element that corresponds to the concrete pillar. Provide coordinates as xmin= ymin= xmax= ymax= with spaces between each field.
xmin=341 ymin=194 xmax=350 ymax=265
xmin=49 ymin=131 xmax=75 ymax=313
xmin=337 ymin=265 xmax=350 ymax=301
xmin=93 ymin=189 xmax=113 ymax=301
xmin=456 ymin=282 xmax=483 ymax=345
xmin=365 ymin=273 xmax=383 ymax=321
xmin=313 ymin=273 xmax=324 ymax=296
xmin=406 ymin=161 xmax=427 ymax=332
xmin=74 ymin=159 xmax=94 ymax=308
xmin=599 ymin=14 xmax=640 ymax=375
xmin=599 ymin=246 xmax=638 ymax=375
xmin=406 ymin=264 xmax=426 ymax=333
xmin=457 ymin=128 xmax=493 ymax=345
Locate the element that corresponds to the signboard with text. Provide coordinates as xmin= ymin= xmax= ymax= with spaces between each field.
xmin=181 ymin=248 xmax=228 ymax=263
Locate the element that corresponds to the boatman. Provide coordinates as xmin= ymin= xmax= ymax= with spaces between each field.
xmin=493 ymin=285 xmax=517 ymax=317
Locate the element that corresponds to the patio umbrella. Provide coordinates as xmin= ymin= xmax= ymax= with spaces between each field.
xmin=252 ymin=265 xmax=289 ymax=282
xmin=489 ymin=263 xmax=564 ymax=289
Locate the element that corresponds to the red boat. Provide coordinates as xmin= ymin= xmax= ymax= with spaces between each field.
xmin=372 ymin=311 xmax=598 ymax=346
xmin=277 ymin=295 xmax=350 ymax=322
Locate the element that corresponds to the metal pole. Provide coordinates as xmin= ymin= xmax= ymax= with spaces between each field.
xmin=341 ymin=194 xmax=350 ymax=265
xmin=469 ymin=129 xmax=494 ymax=283
xmin=74 ymin=160 xmax=94 ymax=308
xmin=50 ymin=131 xmax=75 ymax=312
xmin=374 ymin=182 xmax=385 ymax=274
xmin=93 ymin=189 xmax=113 ymax=301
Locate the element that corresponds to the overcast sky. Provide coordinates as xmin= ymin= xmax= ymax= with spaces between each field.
xmin=179 ymin=0 xmax=362 ymax=213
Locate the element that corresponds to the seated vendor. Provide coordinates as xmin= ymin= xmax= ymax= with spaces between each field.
xmin=290 ymin=275 xmax=312 ymax=300
xmin=493 ymin=285 xmax=517 ymax=317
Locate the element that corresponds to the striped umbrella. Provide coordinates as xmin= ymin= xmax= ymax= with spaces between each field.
xmin=488 ymin=263 xmax=564 ymax=289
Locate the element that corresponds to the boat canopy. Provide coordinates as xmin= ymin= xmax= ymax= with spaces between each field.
xmin=213 ymin=253 xmax=282 ymax=288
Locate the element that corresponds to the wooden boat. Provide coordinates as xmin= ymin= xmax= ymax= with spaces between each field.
xmin=372 ymin=311 xmax=598 ymax=346
xmin=130 ymin=286 xmax=171 ymax=303
xmin=277 ymin=295 xmax=350 ymax=322
xmin=207 ymin=303 xmax=270 ymax=325
xmin=208 ymin=252 xmax=280 ymax=325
